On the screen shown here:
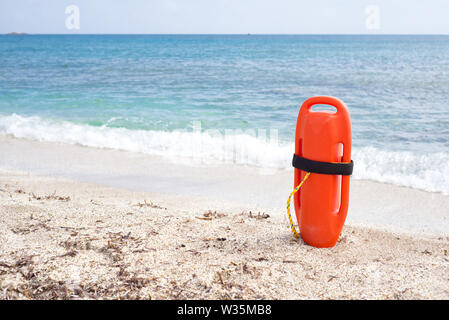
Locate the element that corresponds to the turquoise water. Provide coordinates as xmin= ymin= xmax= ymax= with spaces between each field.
xmin=1 ymin=35 xmax=449 ymax=192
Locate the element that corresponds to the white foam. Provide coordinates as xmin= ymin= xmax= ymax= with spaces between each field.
xmin=1 ymin=113 xmax=448 ymax=194
xmin=0 ymin=113 xmax=292 ymax=168
xmin=352 ymin=147 xmax=449 ymax=194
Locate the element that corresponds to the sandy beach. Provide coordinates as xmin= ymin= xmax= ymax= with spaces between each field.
xmin=1 ymin=138 xmax=449 ymax=299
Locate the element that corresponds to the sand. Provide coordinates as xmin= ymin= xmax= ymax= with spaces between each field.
xmin=1 ymin=169 xmax=448 ymax=300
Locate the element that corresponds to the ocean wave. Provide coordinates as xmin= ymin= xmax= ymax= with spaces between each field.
xmin=352 ymin=147 xmax=449 ymax=194
xmin=0 ymin=113 xmax=291 ymax=168
xmin=1 ymin=113 xmax=448 ymax=194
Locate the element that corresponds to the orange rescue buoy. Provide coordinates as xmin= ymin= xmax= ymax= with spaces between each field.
xmin=293 ymin=96 xmax=353 ymax=248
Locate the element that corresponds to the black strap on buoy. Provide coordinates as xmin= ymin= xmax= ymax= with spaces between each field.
xmin=292 ymin=154 xmax=354 ymax=176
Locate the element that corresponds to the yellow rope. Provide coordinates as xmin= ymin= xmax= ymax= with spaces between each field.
xmin=286 ymin=172 xmax=311 ymax=239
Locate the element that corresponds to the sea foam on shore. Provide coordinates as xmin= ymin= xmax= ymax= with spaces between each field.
xmin=1 ymin=113 xmax=449 ymax=194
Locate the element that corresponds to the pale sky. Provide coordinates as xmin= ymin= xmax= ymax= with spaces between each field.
xmin=1 ymin=0 xmax=448 ymax=34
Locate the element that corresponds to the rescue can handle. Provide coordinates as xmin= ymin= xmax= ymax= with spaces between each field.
xmin=300 ymin=96 xmax=348 ymax=116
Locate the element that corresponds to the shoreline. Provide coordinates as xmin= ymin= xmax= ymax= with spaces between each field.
xmin=1 ymin=135 xmax=449 ymax=236
xmin=0 ymin=169 xmax=448 ymax=299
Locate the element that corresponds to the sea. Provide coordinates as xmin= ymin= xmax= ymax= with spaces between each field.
xmin=1 ymin=34 xmax=449 ymax=193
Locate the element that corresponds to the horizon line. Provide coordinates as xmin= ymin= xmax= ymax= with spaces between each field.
xmin=3 ymin=32 xmax=449 ymax=36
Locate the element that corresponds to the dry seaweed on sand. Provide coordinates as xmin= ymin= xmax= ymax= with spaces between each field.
xmin=133 ymin=199 xmax=167 ymax=210
xmin=195 ymin=210 xmax=227 ymax=221
xmin=31 ymin=190 xmax=70 ymax=201
xmin=241 ymin=210 xmax=270 ymax=220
